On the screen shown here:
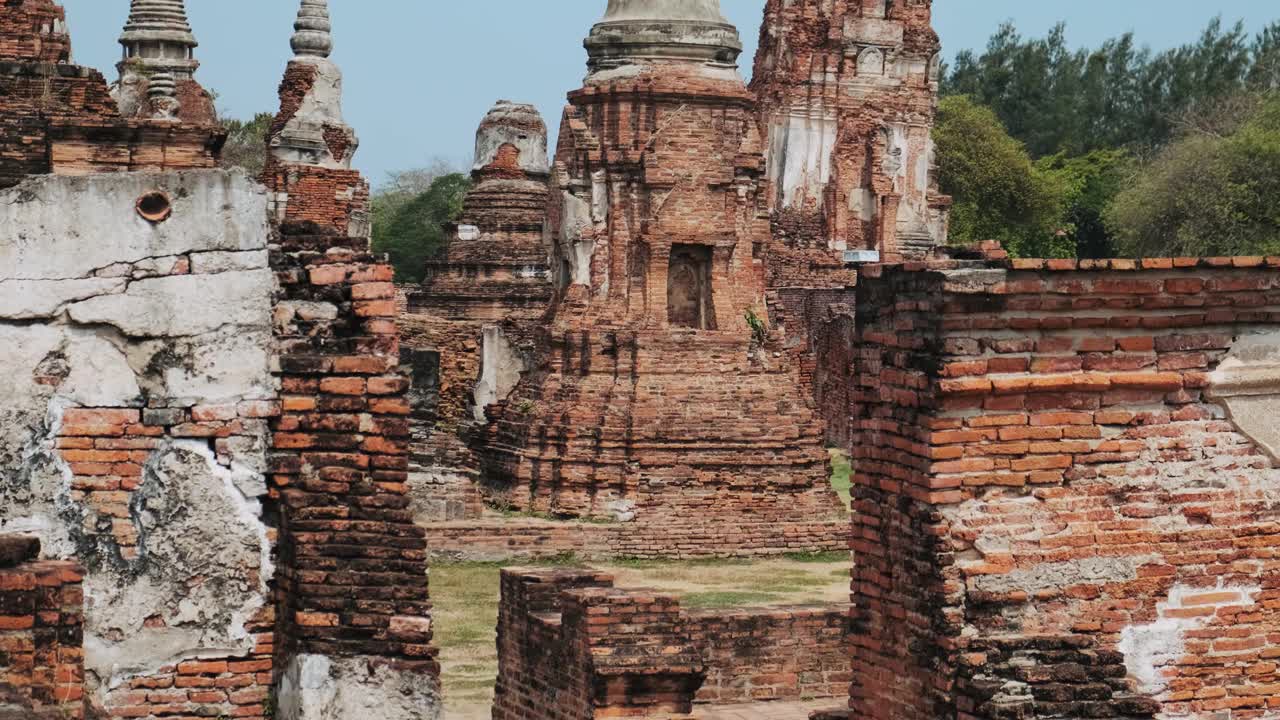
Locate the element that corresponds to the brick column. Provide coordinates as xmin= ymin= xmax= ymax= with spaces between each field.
xmin=845 ymin=257 xmax=1280 ymax=719
xmin=269 ymin=229 xmax=440 ymax=718
xmin=0 ymin=536 xmax=84 ymax=720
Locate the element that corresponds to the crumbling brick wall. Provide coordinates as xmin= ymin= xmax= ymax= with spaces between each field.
xmin=687 ymin=605 xmax=850 ymax=706
xmin=0 ymin=0 xmax=70 ymax=64
xmin=493 ymin=568 xmax=704 ymax=720
xmin=0 ymin=536 xmax=84 ymax=720
xmin=0 ymin=171 xmax=279 ymax=720
xmin=752 ymin=0 xmax=949 ymax=264
xmin=840 ymin=257 xmax=1280 ymax=719
xmin=494 ymin=568 xmax=852 ymax=716
xmin=269 ymin=225 xmax=440 ymax=703
xmin=0 ymin=1 xmax=222 ymax=190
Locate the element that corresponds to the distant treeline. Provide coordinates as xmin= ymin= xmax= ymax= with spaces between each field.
xmin=938 ymin=17 xmax=1280 ymax=259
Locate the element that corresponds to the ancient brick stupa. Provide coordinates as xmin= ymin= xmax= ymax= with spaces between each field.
xmin=0 ymin=0 xmax=222 ymax=189
xmin=481 ymin=0 xmax=843 ymax=552
xmin=261 ymin=0 xmax=369 ymax=237
xmin=753 ymin=0 xmax=950 ymax=266
xmin=400 ymin=100 xmax=554 ymax=522
xmin=112 ymin=0 xmax=217 ymax=124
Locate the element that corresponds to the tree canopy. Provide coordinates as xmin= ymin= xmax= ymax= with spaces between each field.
xmin=1105 ymin=95 xmax=1280 ymax=258
xmin=218 ymin=112 xmax=274 ymax=177
xmin=371 ymin=169 xmax=471 ymax=283
xmin=939 ymin=16 xmax=1280 ymax=259
xmin=943 ymin=17 xmax=1280 ymax=157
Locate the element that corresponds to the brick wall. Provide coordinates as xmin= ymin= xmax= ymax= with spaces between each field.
xmin=687 ymin=605 xmax=850 ymax=706
xmin=0 ymin=536 xmax=84 ymax=720
xmin=269 ymin=227 xmax=437 ymax=675
xmin=0 ymin=0 xmax=70 ymax=64
xmin=493 ymin=568 xmax=703 ymax=720
xmin=424 ymin=516 xmax=846 ymax=562
xmin=494 ymin=568 xmax=851 ymax=717
xmin=838 ymin=257 xmax=1280 ymax=719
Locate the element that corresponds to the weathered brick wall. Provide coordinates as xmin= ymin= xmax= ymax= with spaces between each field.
xmin=423 ymin=516 xmax=846 ymax=562
xmin=840 ymin=257 xmax=1280 ymax=719
xmin=0 ymin=537 xmax=84 ymax=720
xmin=0 ymin=0 xmax=70 ymax=63
xmin=1 ymin=171 xmax=278 ymax=720
xmin=493 ymin=568 xmax=703 ymax=720
xmin=687 ymin=605 xmax=850 ymax=706
xmin=752 ymin=0 xmax=949 ymax=263
xmin=0 ymin=1 xmax=223 ymax=190
xmin=269 ymin=227 xmax=438 ymax=675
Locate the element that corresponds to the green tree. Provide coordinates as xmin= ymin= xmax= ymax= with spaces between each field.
xmin=1106 ymin=95 xmax=1280 ymax=258
xmin=943 ymin=17 xmax=1271 ymax=156
xmin=934 ymin=96 xmax=1072 ymax=258
xmin=218 ymin=112 xmax=274 ymax=177
xmin=1035 ymin=150 xmax=1129 ymax=258
xmin=372 ymin=172 xmax=471 ymax=283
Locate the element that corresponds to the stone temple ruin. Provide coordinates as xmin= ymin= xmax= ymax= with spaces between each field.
xmin=1 ymin=0 xmax=1278 ymax=719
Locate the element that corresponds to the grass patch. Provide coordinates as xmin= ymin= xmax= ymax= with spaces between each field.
xmin=783 ymin=550 xmax=849 ymax=564
xmin=430 ymin=555 xmax=849 ymax=718
xmin=680 ymin=590 xmax=781 ymax=608
xmin=829 ymin=448 xmax=852 ymax=505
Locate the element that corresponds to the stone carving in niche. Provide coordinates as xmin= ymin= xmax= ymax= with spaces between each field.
xmin=667 ymin=245 xmax=714 ymax=330
xmin=858 ymin=47 xmax=885 ymax=76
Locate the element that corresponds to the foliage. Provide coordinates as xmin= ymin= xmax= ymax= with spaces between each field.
xmin=1105 ymin=94 xmax=1280 ymax=258
xmin=217 ymin=112 xmax=274 ymax=177
xmin=1035 ymin=150 xmax=1130 ymax=258
xmin=371 ymin=166 xmax=471 ymax=283
xmin=744 ymin=308 xmax=768 ymax=345
xmin=944 ymin=18 xmax=1280 ymax=157
xmin=934 ymin=96 xmax=1072 ymax=258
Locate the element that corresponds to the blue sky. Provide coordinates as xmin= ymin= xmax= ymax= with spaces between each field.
xmin=61 ymin=1 xmax=1279 ymax=186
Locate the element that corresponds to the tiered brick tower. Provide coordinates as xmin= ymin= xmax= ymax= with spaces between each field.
xmin=113 ymin=0 xmax=217 ymax=124
xmin=0 ymin=0 xmax=222 ymax=189
xmin=753 ymin=0 xmax=950 ymax=268
xmin=480 ymin=0 xmax=844 ymax=554
xmin=400 ymin=101 xmax=554 ymax=522
xmin=262 ymin=0 xmax=369 ymax=238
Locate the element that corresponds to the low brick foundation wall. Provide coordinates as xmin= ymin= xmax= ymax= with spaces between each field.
xmin=494 ymin=567 xmax=850 ymax=719
xmin=0 ymin=537 xmax=85 ymax=720
xmin=425 ymin=517 xmax=848 ymax=561
xmin=688 ymin=606 xmax=850 ymax=705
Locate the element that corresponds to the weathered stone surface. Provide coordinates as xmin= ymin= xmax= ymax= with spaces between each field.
xmin=0 ymin=170 xmax=275 ymax=714
xmin=276 ymin=655 xmax=441 ymax=720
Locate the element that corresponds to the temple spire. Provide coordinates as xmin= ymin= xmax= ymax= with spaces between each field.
xmin=585 ymin=0 xmax=742 ymax=78
xmin=291 ymin=0 xmax=333 ymax=60
xmin=118 ymin=0 xmax=198 ymax=76
xmin=114 ymin=0 xmax=215 ymax=123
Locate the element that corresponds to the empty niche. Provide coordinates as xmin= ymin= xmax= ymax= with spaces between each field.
xmin=667 ymin=244 xmax=714 ymax=330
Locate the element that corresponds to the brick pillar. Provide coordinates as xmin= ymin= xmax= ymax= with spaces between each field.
xmin=846 ymin=257 xmax=1280 ymax=719
xmin=0 ymin=536 xmax=85 ymax=720
xmin=269 ymin=228 xmax=440 ymax=719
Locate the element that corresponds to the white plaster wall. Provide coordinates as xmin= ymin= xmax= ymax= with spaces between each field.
xmin=0 ymin=171 xmax=276 ymax=698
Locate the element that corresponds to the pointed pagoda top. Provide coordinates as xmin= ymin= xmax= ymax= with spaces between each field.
xmin=291 ymin=0 xmax=333 ymax=60
xmin=119 ymin=0 xmax=197 ymax=52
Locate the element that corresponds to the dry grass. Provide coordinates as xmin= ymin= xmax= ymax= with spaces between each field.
xmin=431 ymin=554 xmax=850 ymax=720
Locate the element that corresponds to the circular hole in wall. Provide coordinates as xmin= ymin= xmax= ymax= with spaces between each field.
xmin=135 ymin=192 xmax=173 ymax=223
